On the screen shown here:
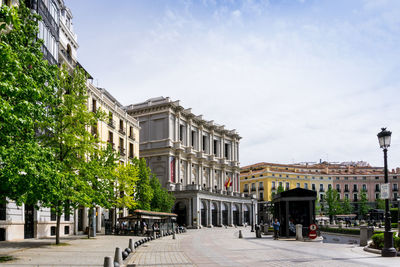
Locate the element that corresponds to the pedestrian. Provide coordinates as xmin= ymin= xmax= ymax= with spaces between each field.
xmin=272 ymin=218 xmax=280 ymax=240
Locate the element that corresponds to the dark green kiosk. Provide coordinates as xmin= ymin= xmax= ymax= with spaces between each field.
xmin=273 ymin=188 xmax=317 ymax=237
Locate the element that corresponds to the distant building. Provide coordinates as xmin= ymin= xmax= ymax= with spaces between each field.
xmin=241 ymin=161 xmax=400 ymax=223
xmin=126 ymin=97 xmax=256 ymax=228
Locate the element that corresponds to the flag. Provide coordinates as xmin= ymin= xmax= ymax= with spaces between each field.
xmin=224 ymin=177 xmax=231 ymax=188
xmin=170 ymin=157 xmax=175 ymax=183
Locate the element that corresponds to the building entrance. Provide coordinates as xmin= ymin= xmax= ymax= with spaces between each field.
xmin=222 ymin=203 xmax=228 ymax=225
xmin=200 ymin=201 xmax=207 ymax=227
xmin=243 ymin=205 xmax=250 ymax=224
xmin=24 ymin=205 xmax=34 ymax=239
xmin=233 ymin=205 xmax=239 ymax=225
xmin=173 ymin=202 xmax=187 ymax=226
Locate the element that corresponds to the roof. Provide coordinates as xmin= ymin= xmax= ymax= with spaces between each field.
xmin=273 ymin=188 xmax=317 ymax=201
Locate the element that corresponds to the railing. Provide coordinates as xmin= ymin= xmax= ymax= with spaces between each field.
xmin=319 ymin=188 xmax=325 ymax=192
xmin=353 ymin=188 xmax=358 ymax=192
xmin=393 ymin=188 xmax=398 ymax=192
xmin=344 ymin=189 xmax=349 ymax=192
xmin=119 ymin=127 xmax=126 ymax=135
xmin=336 ymin=188 xmax=341 ymax=193
xmin=251 ymin=188 xmax=256 ymax=192
xmin=258 ymin=186 xmax=264 ymax=191
xmin=41 ymin=45 xmax=57 ymax=66
xmin=60 ymin=49 xmax=73 ymax=65
xmin=128 ymin=134 xmax=135 ymax=141
xmin=108 ymin=120 xmax=115 ymax=129
xmin=118 ymin=147 xmax=125 ymax=156
xmin=107 ymin=141 xmax=115 ymax=150
xmin=375 ymin=188 xmax=380 ymax=192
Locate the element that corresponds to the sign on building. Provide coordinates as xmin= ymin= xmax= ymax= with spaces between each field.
xmin=381 ymin=183 xmax=390 ymax=199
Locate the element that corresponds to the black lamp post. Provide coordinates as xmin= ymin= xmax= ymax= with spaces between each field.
xmin=377 ymin=128 xmax=397 ymax=257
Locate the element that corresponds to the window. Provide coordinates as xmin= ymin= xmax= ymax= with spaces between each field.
xmin=345 ymin=194 xmax=349 ymax=200
xmin=213 ymin=140 xmax=218 ymax=155
xmin=344 ymin=177 xmax=348 ymax=180
xmin=279 ymin=174 xmax=282 ymax=178
xmin=394 ymin=192 xmax=398 ymax=200
xmin=375 ymin=184 xmax=380 ymax=192
xmin=251 ymin=183 xmax=256 ymax=191
xmin=319 ymin=184 xmax=324 ymax=191
xmin=312 ymin=184 xmax=316 ymax=191
xmin=259 ymin=182 xmax=264 ymax=189
xmin=108 ymin=112 xmax=113 ymax=126
xmin=0 ymin=197 xmax=6 ymax=220
xmin=224 ymin=143 xmax=229 ymax=159
xmin=393 ymin=184 xmax=398 ymax=191
xmin=64 ymin=201 xmax=70 ymax=221
xmin=328 ymin=184 xmax=332 ymax=190
xmin=259 ymin=192 xmax=264 ymax=200
xmin=353 ymin=184 xmax=358 ymax=192
xmin=375 ymin=176 xmax=379 ymax=180
xmin=362 ymin=184 xmax=367 ymax=191
xmin=64 ymin=226 xmax=70 ymax=235
xmin=336 ymin=184 xmax=340 ymax=191
xmin=50 ymin=209 xmax=56 ymax=221
xmin=363 ymin=176 xmax=367 ymax=180
xmin=353 ymin=194 xmax=358 ymax=202
xmin=129 ymin=143 xmax=134 ymax=158
xmin=119 ymin=119 xmax=124 ymax=132
xmin=51 ymin=226 xmax=56 ymax=236
xmin=354 ymin=177 xmax=357 ymax=180
xmin=272 ymin=174 xmax=275 ymax=177
xmin=279 ymin=182 xmax=283 ymax=187
xmin=304 ymin=183 xmax=308 ymax=189
xmin=244 ymin=184 xmax=249 ymax=192
xmin=119 ymin=137 xmax=124 ymax=154
xmin=375 ymin=193 xmax=379 ymax=200
xmin=129 ymin=126 xmax=134 ymax=139
xmin=394 ymin=176 xmax=398 ymax=179
xmin=179 ymin=125 xmax=184 ymax=142
xmin=271 ymin=181 xmax=276 ymax=190
xmin=191 ymin=130 xmax=196 ymax=148
xmin=202 ymin=135 xmax=207 ymax=152
xmin=285 ymin=182 xmax=290 ymax=190
xmin=320 ymin=177 xmax=323 ymax=180
xmin=320 ymin=194 xmax=324 ymax=201
xmin=296 ymin=183 xmax=300 ymax=188
xmin=92 ymin=99 xmax=96 ymax=112
xmin=345 ymin=184 xmax=349 ymax=192
xmin=286 ymin=175 xmax=289 ymax=178
xmin=336 ymin=177 xmax=340 ymax=180
xmin=108 ymin=131 xmax=114 ymax=147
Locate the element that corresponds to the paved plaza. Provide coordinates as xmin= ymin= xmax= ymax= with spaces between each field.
xmin=1 ymin=228 xmax=399 ymax=266
xmin=129 ymin=227 xmax=399 ymax=267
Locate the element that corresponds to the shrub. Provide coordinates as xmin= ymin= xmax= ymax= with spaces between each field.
xmin=371 ymin=232 xmax=400 ymax=250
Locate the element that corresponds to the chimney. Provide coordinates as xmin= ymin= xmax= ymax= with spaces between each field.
xmin=396 ymin=168 xmax=400 ymax=174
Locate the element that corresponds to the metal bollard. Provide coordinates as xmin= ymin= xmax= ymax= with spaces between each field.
xmin=129 ymin=238 xmax=134 ymax=251
xmin=103 ymin=256 xmax=113 ymax=267
xmin=239 ymin=230 xmax=243 ymax=238
xmin=114 ymin=247 xmax=122 ymax=265
xmin=173 ymin=232 xmax=176 ymax=239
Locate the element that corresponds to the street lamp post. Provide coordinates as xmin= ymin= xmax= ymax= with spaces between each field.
xmin=377 ymin=128 xmax=397 ymax=257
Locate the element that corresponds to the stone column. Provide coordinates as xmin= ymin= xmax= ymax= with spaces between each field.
xmin=187 ymin=199 xmax=192 ymax=228
xmin=96 ymin=207 xmax=102 ymax=233
xmin=187 ymin=160 xmax=192 ymax=185
xmin=219 ymin=202 xmax=223 ymax=226
xmin=241 ymin=203 xmax=245 ymax=225
xmin=229 ymin=202 xmax=233 ymax=226
xmin=192 ymin=196 xmax=199 ymax=229
xmin=199 ymin=164 xmax=203 ymax=188
xmin=208 ymin=200 xmax=212 ymax=227
xmin=211 ymin=167 xmax=215 ymax=190
xmin=83 ymin=207 xmax=89 ymax=231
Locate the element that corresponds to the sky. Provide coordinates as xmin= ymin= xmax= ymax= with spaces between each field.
xmin=65 ymin=0 xmax=400 ymax=168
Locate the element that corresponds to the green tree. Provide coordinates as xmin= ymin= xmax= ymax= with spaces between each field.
xmin=358 ymin=189 xmax=370 ymax=218
xmin=113 ymin=160 xmax=139 ymax=210
xmin=150 ymin=175 xmax=175 ymax=212
xmin=133 ymin=158 xmax=153 ymax=210
xmin=342 ymin=197 xmax=353 ymax=214
xmin=0 ymin=2 xmax=58 ymax=205
xmin=40 ymin=66 xmax=107 ymax=244
xmin=376 ymin=196 xmax=385 ymax=210
xmin=326 ymin=188 xmax=342 ymax=222
xmin=277 ymin=185 xmax=284 ymax=194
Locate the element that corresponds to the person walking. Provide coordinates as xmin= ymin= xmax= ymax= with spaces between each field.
xmin=272 ymin=218 xmax=280 ymax=240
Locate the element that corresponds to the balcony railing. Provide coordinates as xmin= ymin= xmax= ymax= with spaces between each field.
xmin=119 ymin=127 xmax=126 ymax=135
xmin=393 ymin=188 xmax=398 ymax=192
xmin=118 ymin=147 xmax=125 ymax=156
xmin=258 ymin=186 xmax=264 ymax=191
xmin=319 ymin=188 xmax=325 ymax=192
xmin=38 ymin=0 xmax=59 ymax=41
xmin=375 ymin=188 xmax=380 ymax=192
xmin=108 ymin=120 xmax=115 ymax=129
xmin=336 ymin=188 xmax=341 ymax=193
xmin=271 ymin=186 xmax=276 ymax=190
xmin=251 ymin=188 xmax=256 ymax=192
xmin=128 ymin=134 xmax=135 ymax=141
xmin=41 ymin=45 xmax=57 ymax=66
xmin=128 ymin=153 xmax=134 ymax=159
xmin=353 ymin=188 xmax=358 ymax=193
xmin=344 ymin=189 xmax=349 ymax=192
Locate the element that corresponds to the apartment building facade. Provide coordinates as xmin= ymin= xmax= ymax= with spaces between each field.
xmin=0 ymin=1 xmax=140 ymax=241
xmin=126 ymin=97 xmax=256 ymax=228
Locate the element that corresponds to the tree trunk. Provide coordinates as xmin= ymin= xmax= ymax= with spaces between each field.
xmin=56 ymin=213 xmax=61 ymax=245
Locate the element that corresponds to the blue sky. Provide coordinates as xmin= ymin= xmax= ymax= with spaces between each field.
xmin=66 ymin=0 xmax=400 ymax=168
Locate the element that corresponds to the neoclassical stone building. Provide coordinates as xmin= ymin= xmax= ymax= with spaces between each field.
xmin=126 ymin=97 xmax=256 ymax=228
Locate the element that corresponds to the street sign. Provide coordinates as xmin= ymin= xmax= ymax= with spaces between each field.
xmin=308 ymin=231 xmax=317 ymax=239
xmin=309 ymin=224 xmax=318 ymax=231
xmin=381 ymin=183 xmax=390 ymax=199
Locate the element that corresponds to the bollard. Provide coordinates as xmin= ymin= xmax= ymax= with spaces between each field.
xmin=114 ymin=247 xmax=122 ymax=265
xmin=295 ymin=224 xmax=303 ymax=241
xmin=360 ymin=226 xmax=368 ymax=246
xmin=122 ymin=251 xmax=129 ymax=260
xmin=239 ymin=230 xmax=243 ymax=238
xmin=129 ymin=239 xmax=134 ymax=251
xmin=153 ymin=231 xmax=157 ymax=240
xmin=161 ymin=230 xmax=164 ymax=237
xmin=173 ymin=231 xmax=176 ymax=239
xmin=103 ymin=256 xmax=113 ymax=267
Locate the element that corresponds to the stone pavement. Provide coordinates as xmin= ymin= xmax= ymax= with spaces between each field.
xmin=128 ymin=227 xmax=400 ymax=267
xmin=0 ymin=235 xmax=140 ymax=266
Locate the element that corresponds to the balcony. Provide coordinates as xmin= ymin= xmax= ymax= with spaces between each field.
xmin=353 ymin=188 xmax=359 ymax=193
xmin=336 ymin=188 xmax=341 ymax=193
xmin=108 ymin=120 xmax=115 ymax=129
xmin=363 ymin=189 xmax=368 ymax=192
xmin=375 ymin=188 xmax=380 ymax=192
xmin=173 ymin=141 xmax=184 ymax=151
xmin=118 ymin=147 xmax=125 ymax=156
xmin=319 ymin=188 xmax=325 ymax=192
xmin=41 ymin=45 xmax=57 ymax=66
xmin=196 ymin=151 xmax=207 ymax=160
xmin=128 ymin=134 xmax=135 ymax=141
xmin=258 ymin=186 xmax=264 ymax=191
xmin=219 ymin=158 xmax=228 ymax=165
xmin=185 ymin=147 xmax=195 ymax=157
xmin=251 ymin=187 xmax=256 ymax=192
xmin=119 ymin=127 xmax=126 ymax=135
xmin=207 ymin=154 xmax=218 ymax=163
xmin=128 ymin=153 xmax=134 ymax=159
xmin=344 ymin=188 xmax=349 ymax=193
xmin=393 ymin=188 xmax=398 ymax=192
